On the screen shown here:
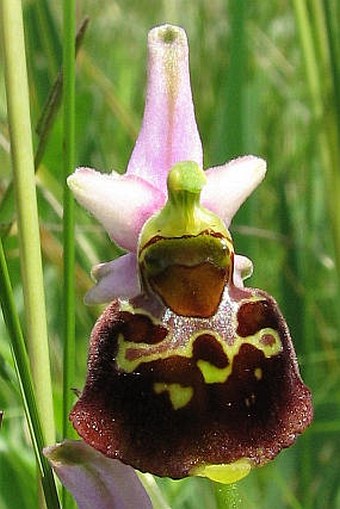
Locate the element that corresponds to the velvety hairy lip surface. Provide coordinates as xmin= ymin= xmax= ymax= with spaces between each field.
xmin=70 ymin=286 xmax=312 ymax=479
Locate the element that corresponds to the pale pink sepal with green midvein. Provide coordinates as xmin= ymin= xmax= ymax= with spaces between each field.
xmin=127 ymin=24 xmax=203 ymax=193
xmin=44 ymin=440 xmax=152 ymax=509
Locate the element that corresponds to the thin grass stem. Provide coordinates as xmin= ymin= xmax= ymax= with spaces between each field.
xmin=1 ymin=0 xmax=56 ymax=446
xmin=62 ymin=0 xmax=76 ymax=439
xmin=62 ymin=1 xmax=77 ymax=507
xmin=0 ymin=240 xmax=60 ymax=509
xmin=293 ymin=0 xmax=340 ymax=282
xmin=292 ymin=2 xmax=340 ymax=506
xmin=323 ymin=0 xmax=340 ymax=131
xmin=292 ymin=0 xmax=323 ymax=118
xmin=35 ymin=0 xmax=60 ymax=80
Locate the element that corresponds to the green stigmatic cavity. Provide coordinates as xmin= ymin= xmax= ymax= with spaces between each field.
xmin=138 ymin=161 xmax=234 ymax=317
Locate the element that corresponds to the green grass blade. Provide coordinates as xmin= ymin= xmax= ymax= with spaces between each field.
xmin=0 ymin=240 xmax=60 ymax=509
xmin=34 ymin=0 xmax=62 ymax=80
xmin=292 ymin=0 xmax=323 ymax=117
xmin=323 ymin=0 xmax=340 ymax=131
xmin=62 ymin=1 xmax=77 ymax=506
xmin=0 ymin=18 xmax=89 ymax=238
xmin=1 ymin=0 xmax=55 ymax=446
xmin=62 ymin=0 xmax=76 ymax=440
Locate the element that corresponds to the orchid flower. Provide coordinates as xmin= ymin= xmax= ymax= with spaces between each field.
xmin=66 ymin=24 xmax=312 ymax=486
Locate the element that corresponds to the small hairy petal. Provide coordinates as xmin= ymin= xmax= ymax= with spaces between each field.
xmin=127 ymin=24 xmax=203 ymax=194
xmin=68 ymin=168 xmax=165 ymax=251
xmin=44 ymin=440 xmax=152 ymax=509
xmin=234 ymin=255 xmax=253 ymax=288
xmin=202 ymin=156 xmax=267 ymax=227
xmin=85 ymin=253 xmax=140 ymax=304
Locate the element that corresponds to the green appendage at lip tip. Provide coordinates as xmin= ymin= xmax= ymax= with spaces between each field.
xmin=139 ymin=161 xmax=229 ymax=245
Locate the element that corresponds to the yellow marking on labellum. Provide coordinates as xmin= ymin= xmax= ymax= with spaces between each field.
xmin=116 ymin=328 xmax=219 ymax=373
xmin=116 ymin=296 xmax=282 ymax=382
xmin=254 ymin=328 xmax=281 ymax=356
xmin=196 ymin=328 xmax=281 ymax=384
xmin=191 ymin=458 xmax=252 ymax=484
xmin=153 ymin=382 xmax=194 ymax=410
xmin=116 ymin=325 xmax=282 ymax=379
xmin=196 ymin=360 xmax=231 ymax=384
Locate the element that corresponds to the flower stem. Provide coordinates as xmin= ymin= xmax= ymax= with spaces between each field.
xmin=214 ymin=483 xmax=241 ymax=509
xmin=1 ymin=0 xmax=55 ymax=446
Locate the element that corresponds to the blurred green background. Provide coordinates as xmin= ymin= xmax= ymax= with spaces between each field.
xmin=0 ymin=1 xmax=339 ymax=508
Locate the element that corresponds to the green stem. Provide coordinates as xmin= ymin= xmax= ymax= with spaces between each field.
xmin=1 ymin=0 xmax=55 ymax=446
xmin=292 ymin=0 xmax=323 ymax=118
xmin=62 ymin=0 xmax=76 ymax=440
xmin=0 ymin=240 xmax=60 ymax=509
xmin=0 ymin=18 xmax=89 ymax=237
xmin=225 ymin=0 xmax=246 ymax=159
xmin=323 ymin=0 xmax=340 ymax=132
xmin=35 ymin=17 xmax=89 ymax=169
xmin=214 ymin=483 xmax=241 ymax=509
xmin=62 ymin=3 xmax=77 ymax=507
xmin=35 ymin=0 xmax=61 ymax=81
